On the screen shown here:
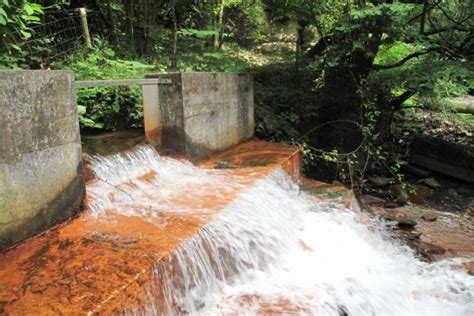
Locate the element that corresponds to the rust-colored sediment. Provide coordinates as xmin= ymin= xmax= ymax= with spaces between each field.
xmin=301 ymin=178 xmax=357 ymax=210
xmin=199 ymin=139 xmax=302 ymax=182
xmin=218 ymin=294 xmax=313 ymax=316
xmin=145 ymin=126 xmax=161 ymax=148
xmin=0 ymin=140 xmax=301 ymax=315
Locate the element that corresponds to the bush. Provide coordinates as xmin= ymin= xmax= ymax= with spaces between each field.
xmin=226 ymin=1 xmax=267 ymax=47
xmin=54 ymin=40 xmax=156 ymax=131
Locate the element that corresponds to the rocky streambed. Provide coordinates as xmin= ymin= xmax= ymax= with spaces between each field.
xmin=361 ymin=177 xmax=474 ymax=275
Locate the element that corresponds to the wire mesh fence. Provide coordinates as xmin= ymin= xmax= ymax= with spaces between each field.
xmin=11 ymin=8 xmax=101 ymax=64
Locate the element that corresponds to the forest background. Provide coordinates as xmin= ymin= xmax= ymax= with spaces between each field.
xmin=1 ymin=0 xmax=473 ymax=190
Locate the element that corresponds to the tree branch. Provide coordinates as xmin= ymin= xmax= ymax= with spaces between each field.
xmin=372 ymin=48 xmax=437 ymax=70
xmin=391 ymin=89 xmax=417 ymax=110
xmin=419 ymin=0 xmax=429 ymax=34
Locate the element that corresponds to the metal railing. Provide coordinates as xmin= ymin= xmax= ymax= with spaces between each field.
xmin=74 ymin=78 xmax=171 ymax=89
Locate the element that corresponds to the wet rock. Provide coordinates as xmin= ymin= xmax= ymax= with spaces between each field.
xmin=391 ymin=184 xmax=409 ymax=204
xmin=215 ymin=161 xmax=230 ymax=169
xmin=401 ymin=163 xmax=432 ymax=177
xmin=384 ymin=215 xmax=417 ymax=229
xmin=413 ymin=240 xmax=446 ymax=257
xmin=383 ymin=201 xmax=402 ymax=209
xmin=362 ymin=195 xmax=385 ymax=207
xmin=397 ymin=218 xmax=417 ymax=230
xmin=368 ymin=176 xmax=393 ymax=187
xmin=421 ymin=213 xmax=438 ymax=222
xmin=408 ymin=231 xmax=422 ymax=240
xmin=400 ymin=229 xmax=422 ymax=240
xmin=419 ymin=177 xmax=441 ymax=189
xmin=456 ymin=185 xmax=474 ymax=197
xmin=464 ymin=262 xmax=474 ymax=276
xmin=447 ymin=188 xmax=459 ymax=197
xmin=408 ymin=187 xmax=433 ymax=204
xmin=409 ymin=135 xmax=474 ymax=183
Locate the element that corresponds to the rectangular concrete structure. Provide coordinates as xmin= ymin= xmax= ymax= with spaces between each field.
xmin=0 ymin=70 xmax=85 ymax=251
xmin=146 ymin=72 xmax=254 ymax=160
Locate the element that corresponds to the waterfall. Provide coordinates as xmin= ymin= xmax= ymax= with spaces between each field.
xmin=87 ymin=146 xmax=473 ymax=315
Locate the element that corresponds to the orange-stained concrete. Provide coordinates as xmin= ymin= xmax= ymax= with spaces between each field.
xmin=301 ymin=178 xmax=358 ymax=210
xmin=199 ymin=139 xmax=303 ymax=182
xmin=0 ymin=140 xmax=302 ymax=315
xmin=145 ymin=126 xmax=161 ymax=148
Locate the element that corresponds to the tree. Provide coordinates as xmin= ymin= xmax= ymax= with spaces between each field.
xmin=302 ymin=0 xmax=474 ymax=152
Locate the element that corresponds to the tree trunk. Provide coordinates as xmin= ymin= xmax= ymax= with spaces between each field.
xmin=170 ymin=0 xmax=178 ymax=69
xmin=143 ymin=0 xmax=149 ymax=54
xmin=125 ymin=0 xmax=135 ymax=43
xmin=295 ymin=21 xmax=307 ymax=78
xmin=105 ymin=0 xmax=119 ymax=47
xmin=213 ymin=0 xmax=225 ymax=49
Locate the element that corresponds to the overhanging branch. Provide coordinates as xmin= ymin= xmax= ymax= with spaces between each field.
xmin=372 ymin=48 xmax=437 ymax=70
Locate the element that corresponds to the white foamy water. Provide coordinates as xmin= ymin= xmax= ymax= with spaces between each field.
xmin=89 ymin=146 xmax=474 ymax=316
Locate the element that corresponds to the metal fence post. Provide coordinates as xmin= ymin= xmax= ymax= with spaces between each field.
xmin=142 ymin=83 xmax=161 ymax=148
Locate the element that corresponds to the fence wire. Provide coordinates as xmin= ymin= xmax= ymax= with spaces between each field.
xmin=12 ymin=9 xmax=101 ymax=64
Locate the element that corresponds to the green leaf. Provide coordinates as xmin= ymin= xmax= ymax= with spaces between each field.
xmin=103 ymin=48 xmax=115 ymax=57
xmin=23 ymin=15 xmax=40 ymax=22
xmin=112 ymin=101 xmax=120 ymax=113
xmin=30 ymin=3 xmax=43 ymax=14
xmin=20 ymin=29 xmax=31 ymax=39
xmin=77 ymin=105 xmax=87 ymax=115
xmin=23 ymin=3 xmax=34 ymax=15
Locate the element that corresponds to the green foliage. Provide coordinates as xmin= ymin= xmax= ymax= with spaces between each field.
xmin=178 ymin=44 xmax=252 ymax=72
xmin=253 ymin=63 xmax=320 ymax=141
xmin=178 ymin=28 xmax=218 ymax=39
xmin=1 ymin=0 xmax=472 ymax=188
xmin=0 ymin=1 xmax=43 ymax=36
xmin=55 ymin=41 xmax=156 ymax=131
xmin=225 ymin=0 xmax=267 ymax=47
xmin=0 ymin=0 xmax=44 ymax=68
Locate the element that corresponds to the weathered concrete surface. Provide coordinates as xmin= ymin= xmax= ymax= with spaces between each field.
xmin=146 ymin=72 xmax=254 ymax=160
xmin=0 ymin=70 xmax=85 ymax=251
xmin=0 ymin=140 xmax=300 ymax=314
xmin=410 ymin=135 xmax=474 ymax=183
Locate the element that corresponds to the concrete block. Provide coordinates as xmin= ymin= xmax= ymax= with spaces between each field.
xmin=146 ymin=72 xmax=254 ymax=160
xmin=0 ymin=70 xmax=85 ymax=251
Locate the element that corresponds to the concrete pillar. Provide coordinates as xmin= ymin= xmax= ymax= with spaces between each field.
xmin=0 ymin=70 xmax=85 ymax=251
xmin=142 ymin=83 xmax=161 ymax=147
xmin=145 ymin=72 xmax=254 ymax=160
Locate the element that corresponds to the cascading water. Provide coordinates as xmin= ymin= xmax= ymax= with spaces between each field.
xmin=88 ymin=146 xmax=474 ymax=315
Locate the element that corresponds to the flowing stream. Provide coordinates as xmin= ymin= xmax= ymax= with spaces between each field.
xmin=88 ymin=146 xmax=473 ymax=315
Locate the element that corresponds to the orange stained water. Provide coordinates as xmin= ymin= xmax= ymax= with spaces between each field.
xmin=0 ymin=140 xmax=301 ymax=315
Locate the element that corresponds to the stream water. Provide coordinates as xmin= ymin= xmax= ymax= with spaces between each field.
xmin=88 ymin=146 xmax=473 ymax=315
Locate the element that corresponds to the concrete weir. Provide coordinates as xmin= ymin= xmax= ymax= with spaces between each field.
xmin=146 ymin=72 xmax=254 ymax=160
xmin=0 ymin=70 xmax=85 ymax=251
xmin=0 ymin=140 xmax=302 ymax=314
xmin=0 ymin=70 xmax=361 ymax=314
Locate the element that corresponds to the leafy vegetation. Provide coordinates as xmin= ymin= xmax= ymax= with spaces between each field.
xmin=55 ymin=40 xmax=156 ymax=131
xmin=1 ymin=0 xmax=473 ymax=187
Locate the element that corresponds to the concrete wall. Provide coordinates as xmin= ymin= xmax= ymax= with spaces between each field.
xmin=146 ymin=72 xmax=254 ymax=160
xmin=0 ymin=70 xmax=85 ymax=251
